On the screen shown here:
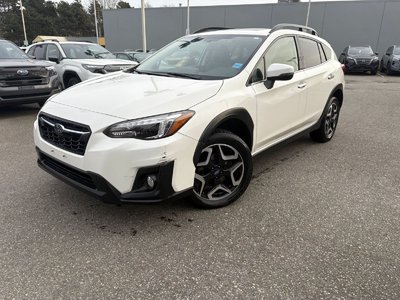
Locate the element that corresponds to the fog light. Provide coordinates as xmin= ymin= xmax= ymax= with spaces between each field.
xmin=146 ymin=175 xmax=157 ymax=189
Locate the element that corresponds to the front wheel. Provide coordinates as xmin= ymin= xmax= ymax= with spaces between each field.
xmin=310 ymin=97 xmax=340 ymax=143
xmin=191 ymin=131 xmax=253 ymax=208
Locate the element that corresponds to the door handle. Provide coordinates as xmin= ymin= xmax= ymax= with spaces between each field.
xmin=328 ymin=73 xmax=335 ymax=80
xmin=297 ymin=82 xmax=307 ymax=89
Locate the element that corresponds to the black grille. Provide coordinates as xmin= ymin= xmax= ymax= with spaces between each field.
xmin=0 ymin=67 xmax=49 ymax=87
xmin=38 ymin=113 xmax=91 ymax=156
xmin=356 ymin=58 xmax=370 ymax=65
xmin=40 ymin=152 xmax=97 ymax=190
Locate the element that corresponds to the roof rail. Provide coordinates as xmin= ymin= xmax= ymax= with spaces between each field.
xmin=193 ymin=27 xmax=232 ymax=34
xmin=270 ymin=23 xmax=318 ymax=36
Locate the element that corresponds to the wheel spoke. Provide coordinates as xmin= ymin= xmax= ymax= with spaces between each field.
xmin=207 ymin=184 xmax=232 ymax=200
xmin=197 ymin=147 xmax=213 ymax=167
xmin=218 ymin=145 xmax=239 ymax=161
xmin=229 ymin=162 xmax=244 ymax=186
xmin=194 ymin=174 xmax=206 ymax=197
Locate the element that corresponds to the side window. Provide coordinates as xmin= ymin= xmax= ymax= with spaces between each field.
xmin=116 ymin=53 xmax=129 ymax=60
xmin=27 ymin=46 xmax=35 ymax=56
xmin=249 ymin=57 xmax=265 ymax=84
xmin=298 ymin=37 xmax=321 ymax=69
xmin=322 ymin=44 xmax=332 ymax=60
xmin=318 ymin=43 xmax=327 ymax=63
xmin=33 ymin=44 xmax=46 ymax=60
xmin=47 ymin=44 xmax=61 ymax=60
xmin=264 ymin=36 xmax=299 ymax=72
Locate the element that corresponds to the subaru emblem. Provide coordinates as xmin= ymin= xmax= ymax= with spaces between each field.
xmin=17 ymin=69 xmax=29 ymax=76
xmin=54 ymin=123 xmax=64 ymax=135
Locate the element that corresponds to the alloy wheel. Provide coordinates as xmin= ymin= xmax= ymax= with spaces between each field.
xmin=194 ymin=143 xmax=244 ymax=201
xmin=324 ymin=102 xmax=339 ymax=139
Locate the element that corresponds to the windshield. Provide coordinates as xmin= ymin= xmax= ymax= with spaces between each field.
xmin=61 ymin=43 xmax=115 ymax=59
xmin=0 ymin=40 xmax=29 ymax=59
xmin=134 ymin=35 xmax=265 ymax=80
xmin=348 ymin=47 xmax=374 ymax=56
xmin=394 ymin=47 xmax=400 ymax=55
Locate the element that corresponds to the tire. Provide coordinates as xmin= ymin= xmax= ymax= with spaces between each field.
xmin=37 ymin=101 xmax=46 ymax=108
xmin=310 ymin=97 xmax=340 ymax=143
xmin=380 ymin=60 xmax=385 ymax=72
xmin=387 ymin=62 xmax=393 ymax=75
xmin=371 ymin=69 xmax=377 ymax=75
xmin=65 ymin=76 xmax=80 ymax=88
xmin=191 ymin=130 xmax=253 ymax=208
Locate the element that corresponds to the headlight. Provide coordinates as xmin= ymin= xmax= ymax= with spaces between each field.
xmin=45 ymin=66 xmax=57 ymax=76
xmin=82 ymin=64 xmax=106 ymax=74
xmin=104 ymin=110 xmax=195 ymax=139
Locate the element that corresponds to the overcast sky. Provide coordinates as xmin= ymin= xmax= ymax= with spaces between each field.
xmin=58 ymin=0 xmax=358 ymax=8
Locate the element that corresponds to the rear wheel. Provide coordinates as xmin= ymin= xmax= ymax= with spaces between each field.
xmin=191 ymin=131 xmax=253 ymax=208
xmin=310 ymin=97 xmax=340 ymax=143
xmin=387 ymin=62 xmax=393 ymax=75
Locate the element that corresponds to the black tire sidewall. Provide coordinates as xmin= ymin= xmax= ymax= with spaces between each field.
xmin=322 ymin=97 xmax=340 ymax=141
xmin=191 ymin=132 xmax=253 ymax=208
xmin=66 ymin=77 xmax=80 ymax=88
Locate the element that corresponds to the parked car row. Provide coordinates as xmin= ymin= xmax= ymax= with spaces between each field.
xmin=339 ymin=45 xmax=400 ymax=75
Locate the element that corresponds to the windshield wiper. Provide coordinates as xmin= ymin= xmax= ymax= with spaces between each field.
xmin=126 ymin=69 xmax=201 ymax=79
xmin=156 ymin=72 xmax=201 ymax=80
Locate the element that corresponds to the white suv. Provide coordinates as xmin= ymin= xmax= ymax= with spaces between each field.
xmin=26 ymin=41 xmax=136 ymax=88
xmin=34 ymin=24 xmax=345 ymax=208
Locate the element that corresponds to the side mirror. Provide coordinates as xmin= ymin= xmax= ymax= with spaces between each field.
xmin=375 ymin=52 xmax=379 ymax=56
xmin=48 ymin=56 xmax=60 ymax=64
xmin=386 ymin=53 xmax=390 ymax=56
xmin=341 ymin=52 xmax=345 ymax=56
xmin=264 ymin=63 xmax=294 ymax=89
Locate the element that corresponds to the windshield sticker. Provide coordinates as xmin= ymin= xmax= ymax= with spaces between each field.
xmin=232 ymin=63 xmax=243 ymax=69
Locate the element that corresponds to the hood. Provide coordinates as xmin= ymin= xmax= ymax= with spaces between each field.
xmin=0 ymin=58 xmax=54 ymax=68
xmin=49 ymin=72 xmax=223 ymax=119
xmin=72 ymin=58 xmax=137 ymax=66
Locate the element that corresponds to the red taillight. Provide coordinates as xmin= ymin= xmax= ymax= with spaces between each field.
xmin=341 ymin=64 xmax=346 ymax=71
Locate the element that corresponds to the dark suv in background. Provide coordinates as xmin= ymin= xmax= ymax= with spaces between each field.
xmin=0 ymin=39 xmax=61 ymax=107
xmin=380 ymin=45 xmax=400 ymax=75
xmin=339 ymin=46 xmax=379 ymax=75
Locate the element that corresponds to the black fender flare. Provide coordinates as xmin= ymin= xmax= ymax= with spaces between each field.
xmin=192 ymin=108 xmax=254 ymax=165
xmin=311 ymin=83 xmax=344 ymax=132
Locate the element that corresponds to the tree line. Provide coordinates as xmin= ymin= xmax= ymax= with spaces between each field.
xmin=0 ymin=0 xmax=131 ymax=46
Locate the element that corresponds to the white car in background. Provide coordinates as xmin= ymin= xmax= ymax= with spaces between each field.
xmin=34 ymin=24 xmax=345 ymax=208
xmin=26 ymin=41 xmax=137 ymax=88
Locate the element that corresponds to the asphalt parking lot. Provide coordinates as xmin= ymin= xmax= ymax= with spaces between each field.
xmin=1 ymin=73 xmax=400 ymax=299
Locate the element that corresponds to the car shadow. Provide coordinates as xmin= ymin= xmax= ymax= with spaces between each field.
xmin=0 ymin=104 xmax=39 ymax=120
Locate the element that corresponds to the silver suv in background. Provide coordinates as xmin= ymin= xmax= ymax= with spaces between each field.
xmin=0 ymin=39 xmax=61 ymax=107
xmin=26 ymin=41 xmax=137 ymax=88
xmin=380 ymin=45 xmax=400 ymax=75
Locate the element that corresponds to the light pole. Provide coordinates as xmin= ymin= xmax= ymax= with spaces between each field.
xmin=186 ymin=0 xmax=190 ymax=35
xmin=141 ymin=0 xmax=147 ymax=52
xmin=18 ymin=0 xmax=28 ymax=46
xmin=93 ymin=0 xmax=99 ymax=44
xmin=305 ymin=0 xmax=311 ymax=27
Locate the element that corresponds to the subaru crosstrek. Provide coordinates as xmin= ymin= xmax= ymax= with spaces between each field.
xmin=34 ymin=24 xmax=345 ymax=208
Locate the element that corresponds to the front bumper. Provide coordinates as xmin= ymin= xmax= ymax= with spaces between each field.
xmin=345 ymin=60 xmax=379 ymax=73
xmin=0 ymin=76 xmax=62 ymax=106
xmin=37 ymin=149 xmax=191 ymax=203
xmin=33 ymin=106 xmax=198 ymax=203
